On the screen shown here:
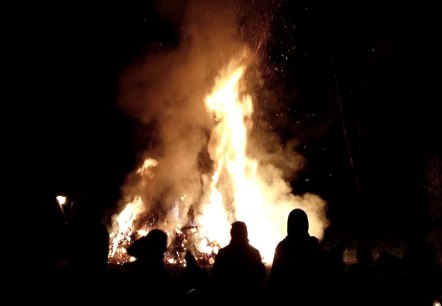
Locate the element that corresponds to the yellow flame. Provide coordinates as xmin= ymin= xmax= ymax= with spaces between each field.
xmin=198 ymin=54 xmax=326 ymax=264
xmin=56 ymin=195 xmax=67 ymax=206
xmin=137 ymin=158 xmax=159 ymax=176
xmin=108 ymin=158 xmax=159 ymax=263
xmin=198 ymin=57 xmax=278 ymax=261
xmin=108 ymin=52 xmax=327 ymax=265
xmin=108 ymin=196 xmax=144 ymax=261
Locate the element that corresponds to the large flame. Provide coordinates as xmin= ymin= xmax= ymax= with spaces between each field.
xmin=108 ymin=52 xmax=328 ymax=265
xmin=197 ymin=57 xmax=282 ymax=261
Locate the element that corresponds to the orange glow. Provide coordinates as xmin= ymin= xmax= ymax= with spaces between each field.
xmin=108 ymin=52 xmax=328 ymax=265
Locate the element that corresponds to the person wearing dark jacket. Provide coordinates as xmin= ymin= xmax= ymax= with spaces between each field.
xmin=212 ymin=221 xmax=266 ymax=302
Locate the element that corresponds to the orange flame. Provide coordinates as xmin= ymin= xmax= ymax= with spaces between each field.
xmin=108 ymin=159 xmax=158 ymax=263
xmin=108 ymin=52 xmax=328 ymax=265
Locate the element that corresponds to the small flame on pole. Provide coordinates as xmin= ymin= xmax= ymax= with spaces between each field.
xmin=56 ymin=195 xmax=67 ymax=206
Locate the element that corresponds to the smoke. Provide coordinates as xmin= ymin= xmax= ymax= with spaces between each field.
xmin=115 ymin=0 xmax=328 ymax=243
xmin=118 ymin=1 xmax=270 ymax=213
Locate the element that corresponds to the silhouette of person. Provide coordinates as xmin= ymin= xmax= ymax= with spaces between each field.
xmin=211 ymin=221 xmax=266 ymax=302
xmin=402 ymin=231 xmax=441 ymax=305
xmin=327 ymin=241 xmax=348 ymax=303
xmin=346 ymin=244 xmax=375 ymax=306
xmin=15 ymin=191 xmax=70 ymax=302
xmin=178 ymin=251 xmax=209 ymax=300
xmin=268 ymin=208 xmax=330 ymax=305
xmin=68 ymin=195 xmax=109 ymax=301
xmin=126 ymin=229 xmax=175 ymax=300
xmin=373 ymin=249 xmax=405 ymax=305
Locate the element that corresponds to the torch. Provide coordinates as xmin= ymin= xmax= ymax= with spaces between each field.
xmin=56 ymin=195 xmax=71 ymax=225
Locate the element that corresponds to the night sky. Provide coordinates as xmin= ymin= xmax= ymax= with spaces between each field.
xmin=11 ymin=1 xmax=441 ymax=241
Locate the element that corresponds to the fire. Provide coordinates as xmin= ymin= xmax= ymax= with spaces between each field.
xmin=108 ymin=52 xmax=328 ymax=265
xmin=198 ymin=56 xmax=277 ymax=261
xmin=108 ymin=159 xmax=160 ymax=263
xmin=108 ymin=196 xmax=145 ymax=263
xmin=56 ymin=195 xmax=67 ymax=206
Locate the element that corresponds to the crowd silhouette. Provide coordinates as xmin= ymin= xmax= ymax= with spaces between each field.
xmin=15 ymin=196 xmax=442 ymax=305
xmin=68 ymin=195 xmax=109 ymax=301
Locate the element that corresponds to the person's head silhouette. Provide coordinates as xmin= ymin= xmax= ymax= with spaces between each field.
xmin=287 ymin=208 xmax=309 ymax=237
xmin=230 ymin=221 xmax=248 ymax=244
xmin=128 ymin=229 xmax=168 ymax=261
xmin=356 ymin=245 xmax=373 ymax=265
xmin=184 ymin=251 xmax=198 ymax=267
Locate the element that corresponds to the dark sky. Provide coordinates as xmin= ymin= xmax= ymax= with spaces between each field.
xmin=10 ymin=1 xmax=441 ymax=237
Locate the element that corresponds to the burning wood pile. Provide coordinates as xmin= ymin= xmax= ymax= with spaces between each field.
xmin=108 ymin=208 xmax=221 ymax=266
xmin=107 ymin=54 xmax=328 ymax=266
xmin=107 ymin=2 xmax=329 ymax=266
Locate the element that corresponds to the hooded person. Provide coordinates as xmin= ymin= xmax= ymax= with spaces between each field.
xmin=268 ymin=208 xmax=330 ymax=305
xmin=211 ymin=221 xmax=266 ymax=302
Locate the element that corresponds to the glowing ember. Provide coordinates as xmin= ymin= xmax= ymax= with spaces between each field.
xmin=108 ymin=51 xmax=328 ymax=265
